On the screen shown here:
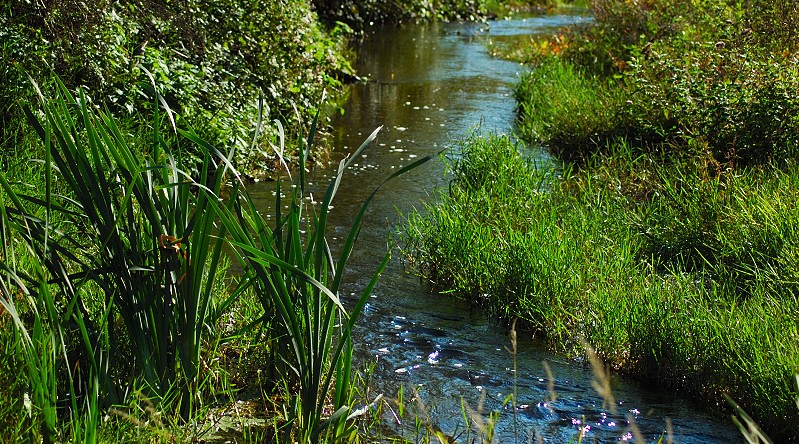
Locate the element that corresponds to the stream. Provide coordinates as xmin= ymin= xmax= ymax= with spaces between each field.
xmin=250 ymin=10 xmax=741 ymax=443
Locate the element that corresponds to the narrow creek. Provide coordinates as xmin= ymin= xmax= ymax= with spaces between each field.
xmin=250 ymin=10 xmax=741 ymax=443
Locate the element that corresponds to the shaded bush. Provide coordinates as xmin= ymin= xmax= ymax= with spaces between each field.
xmin=312 ymin=0 xmax=550 ymax=28
xmin=1 ymin=0 xmax=354 ymax=174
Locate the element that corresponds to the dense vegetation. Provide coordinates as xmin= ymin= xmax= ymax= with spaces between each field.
xmin=1 ymin=0 xmax=547 ymax=177
xmin=0 ymin=80 xmax=437 ymax=442
xmin=1 ymin=0 xmax=546 ymax=441
xmin=403 ymin=0 xmax=799 ymax=441
xmin=1 ymin=0 xmax=359 ymax=176
xmin=313 ymin=0 xmax=548 ymax=26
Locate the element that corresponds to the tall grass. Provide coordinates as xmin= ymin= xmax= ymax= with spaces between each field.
xmin=0 ymin=81 xmax=230 ymax=444
xmin=514 ymin=58 xmax=630 ymax=161
xmin=401 ymin=132 xmax=799 ymax=441
xmin=0 ymin=78 xmax=431 ymax=441
xmin=208 ymin=112 xmax=435 ymax=441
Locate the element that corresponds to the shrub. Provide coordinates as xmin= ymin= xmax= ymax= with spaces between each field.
xmin=1 ymin=0 xmax=354 ymax=175
xmin=626 ymin=41 xmax=799 ymax=165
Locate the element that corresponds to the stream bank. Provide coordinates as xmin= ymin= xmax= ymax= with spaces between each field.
xmin=251 ymin=11 xmax=741 ymax=442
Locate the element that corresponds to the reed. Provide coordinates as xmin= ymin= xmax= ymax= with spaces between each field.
xmin=208 ymin=109 xmax=435 ymax=442
xmin=0 ymin=74 xmax=433 ymax=441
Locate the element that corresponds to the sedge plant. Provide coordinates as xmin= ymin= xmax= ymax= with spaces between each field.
xmin=0 ymin=76 xmax=234 ymax=431
xmin=206 ymin=106 xmax=435 ymax=442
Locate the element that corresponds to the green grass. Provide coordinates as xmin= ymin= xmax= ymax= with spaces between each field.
xmin=401 ymin=132 xmax=799 ymax=441
xmin=0 ymin=80 xmax=432 ymax=442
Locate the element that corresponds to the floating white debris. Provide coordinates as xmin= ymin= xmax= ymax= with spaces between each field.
xmin=396 ymin=126 xmax=407 ymax=131
xmin=413 ymin=106 xmax=420 ymax=110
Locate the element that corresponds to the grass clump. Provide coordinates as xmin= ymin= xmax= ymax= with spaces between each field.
xmin=401 ymin=133 xmax=799 ymax=441
xmin=515 ymin=58 xmax=630 ymax=161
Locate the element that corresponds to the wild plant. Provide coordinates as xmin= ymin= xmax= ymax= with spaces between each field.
xmin=207 ymin=109 xmax=435 ymax=442
xmin=0 ymin=77 xmax=233 ymax=430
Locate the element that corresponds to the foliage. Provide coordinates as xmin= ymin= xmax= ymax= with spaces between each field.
xmin=312 ymin=0 xmax=550 ymax=27
xmin=209 ymin=113 xmax=434 ymax=441
xmin=515 ymin=57 xmax=631 ymax=161
xmin=624 ymin=40 xmax=799 ymax=166
xmin=0 ymin=79 xmax=431 ymax=441
xmin=1 ymin=0 xmax=354 ymax=175
xmin=0 ymin=78 xmax=234 ymax=432
xmin=401 ymin=133 xmax=799 ymax=441
xmin=511 ymin=0 xmax=799 ymax=166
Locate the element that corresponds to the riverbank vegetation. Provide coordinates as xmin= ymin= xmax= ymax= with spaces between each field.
xmin=402 ymin=0 xmax=799 ymax=441
xmin=313 ymin=0 xmax=551 ymax=26
xmin=0 ymin=79 xmax=435 ymax=442
xmin=1 ymin=0 xmax=550 ymax=179
xmin=1 ymin=0 xmax=553 ymax=441
xmin=1 ymin=0 xmax=361 ymax=177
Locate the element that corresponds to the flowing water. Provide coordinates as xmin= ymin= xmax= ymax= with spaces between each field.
xmin=250 ymin=10 xmax=741 ymax=443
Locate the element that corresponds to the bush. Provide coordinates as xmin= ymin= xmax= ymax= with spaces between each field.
xmin=1 ymin=0 xmax=354 ymax=174
xmin=312 ymin=0 xmax=550 ymax=27
xmin=626 ymin=41 xmax=799 ymax=165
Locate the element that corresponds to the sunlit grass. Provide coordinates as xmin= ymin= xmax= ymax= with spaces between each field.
xmin=401 ymin=131 xmax=799 ymax=440
xmin=0 ymin=79 xmax=432 ymax=442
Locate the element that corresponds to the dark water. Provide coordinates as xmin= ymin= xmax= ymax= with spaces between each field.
xmin=250 ymin=11 xmax=741 ymax=444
